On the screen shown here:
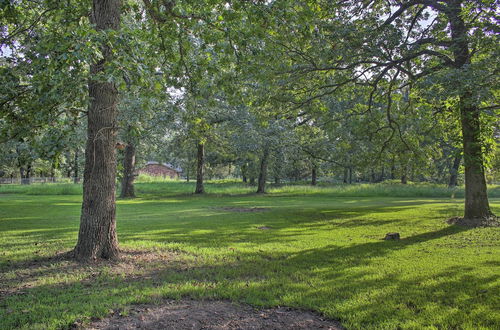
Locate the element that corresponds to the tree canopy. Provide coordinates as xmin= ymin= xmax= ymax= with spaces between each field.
xmin=1 ymin=0 xmax=498 ymax=260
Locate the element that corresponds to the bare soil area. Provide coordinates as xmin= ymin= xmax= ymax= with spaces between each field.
xmin=447 ymin=216 xmax=500 ymax=227
xmin=85 ymin=299 xmax=343 ymax=330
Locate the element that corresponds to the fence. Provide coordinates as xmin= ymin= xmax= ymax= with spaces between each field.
xmin=0 ymin=177 xmax=80 ymax=184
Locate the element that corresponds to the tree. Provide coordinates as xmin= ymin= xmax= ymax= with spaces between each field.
xmin=252 ymin=0 xmax=498 ymax=224
xmin=73 ymin=0 xmax=121 ymax=261
xmin=361 ymin=0 xmax=498 ymax=222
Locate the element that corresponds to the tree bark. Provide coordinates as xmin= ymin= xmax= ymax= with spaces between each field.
xmin=311 ymin=165 xmax=317 ymax=186
xmin=401 ymin=165 xmax=408 ymax=184
xmin=256 ymin=147 xmax=269 ymax=193
xmin=50 ymin=159 xmax=56 ymax=182
xmin=241 ymin=163 xmax=248 ymax=183
xmin=120 ymin=142 xmax=136 ymax=198
xmin=73 ymin=149 xmax=80 ymax=184
xmin=20 ymin=166 xmax=30 ymax=185
xmin=74 ymin=0 xmax=121 ymax=261
xmin=448 ymin=154 xmax=461 ymax=188
xmin=379 ymin=166 xmax=385 ymax=182
xmin=390 ymin=156 xmax=396 ymax=179
xmin=448 ymin=1 xmax=493 ymax=220
xmin=195 ymin=142 xmax=205 ymax=194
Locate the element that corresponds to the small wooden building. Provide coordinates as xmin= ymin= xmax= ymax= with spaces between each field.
xmin=137 ymin=161 xmax=182 ymax=179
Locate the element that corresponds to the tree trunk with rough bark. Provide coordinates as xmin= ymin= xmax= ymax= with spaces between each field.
xmin=241 ymin=163 xmax=248 ymax=183
xmin=448 ymin=154 xmax=461 ymax=188
xmin=256 ymin=147 xmax=269 ymax=194
xmin=311 ymin=166 xmax=317 ymax=186
xmin=448 ymin=2 xmax=494 ymax=221
xmin=20 ymin=165 xmax=30 ymax=185
xmin=74 ymin=0 xmax=121 ymax=261
xmin=120 ymin=142 xmax=136 ymax=198
xmin=50 ymin=158 xmax=56 ymax=182
xmin=195 ymin=142 xmax=205 ymax=194
xmin=390 ymin=156 xmax=396 ymax=180
xmin=379 ymin=166 xmax=385 ymax=182
xmin=73 ymin=149 xmax=80 ymax=183
xmin=401 ymin=165 xmax=408 ymax=184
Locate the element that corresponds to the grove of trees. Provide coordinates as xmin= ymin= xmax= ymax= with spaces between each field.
xmin=1 ymin=0 xmax=498 ymax=261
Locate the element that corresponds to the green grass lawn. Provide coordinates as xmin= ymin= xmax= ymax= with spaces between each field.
xmin=0 ymin=182 xmax=499 ymax=329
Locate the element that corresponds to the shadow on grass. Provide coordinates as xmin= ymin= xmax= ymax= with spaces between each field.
xmin=2 ymin=224 xmax=491 ymax=329
xmin=117 ymin=200 xmax=462 ymax=248
xmin=1 ymin=195 xmax=498 ymax=329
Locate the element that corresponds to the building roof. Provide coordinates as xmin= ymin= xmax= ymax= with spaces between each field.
xmin=145 ymin=161 xmax=182 ymax=173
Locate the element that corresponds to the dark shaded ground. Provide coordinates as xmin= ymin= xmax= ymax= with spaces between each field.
xmin=85 ymin=299 xmax=344 ymax=330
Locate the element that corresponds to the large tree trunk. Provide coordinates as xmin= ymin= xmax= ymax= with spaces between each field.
xmin=195 ymin=142 xmax=205 ymax=194
xmin=120 ymin=142 xmax=136 ymax=198
xmin=448 ymin=154 xmax=461 ymax=188
xmin=74 ymin=0 xmax=121 ymax=261
xmin=256 ymin=147 xmax=269 ymax=194
xmin=459 ymin=97 xmax=492 ymax=219
xmin=448 ymin=2 xmax=493 ymax=221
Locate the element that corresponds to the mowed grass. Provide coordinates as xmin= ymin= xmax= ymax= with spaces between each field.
xmin=0 ymin=182 xmax=499 ymax=329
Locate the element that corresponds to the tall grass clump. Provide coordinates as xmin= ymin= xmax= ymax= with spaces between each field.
xmin=0 ymin=183 xmax=82 ymax=195
xmin=269 ymin=183 xmax=500 ymax=198
xmin=1 ymin=180 xmax=499 ymax=198
xmin=134 ymin=180 xmax=254 ymax=197
xmin=135 ymin=174 xmax=180 ymax=183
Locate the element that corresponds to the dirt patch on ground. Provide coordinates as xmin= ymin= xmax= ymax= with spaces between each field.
xmin=3 ymin=249 xmax=344 ymax=329
xmin=85 ymin=299 xmax=343 ymax=330
xmin=447 ymin=216 xmax=500 ymax=227
xmin=215 ymin=207 xmax=268 ymax=213
xmin=0 ymin=249 xmax=183 ymax=299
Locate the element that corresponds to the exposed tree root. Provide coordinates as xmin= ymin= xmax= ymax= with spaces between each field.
xmin=447 ymin=215 xmax=500 ymax=227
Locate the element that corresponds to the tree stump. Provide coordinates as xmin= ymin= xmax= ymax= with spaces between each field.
xmin=384 ymin=232 xmax=400 ymax=240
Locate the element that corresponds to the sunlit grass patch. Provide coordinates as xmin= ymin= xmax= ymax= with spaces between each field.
xmin=0 ymin=182 xmax=499 ymax=329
